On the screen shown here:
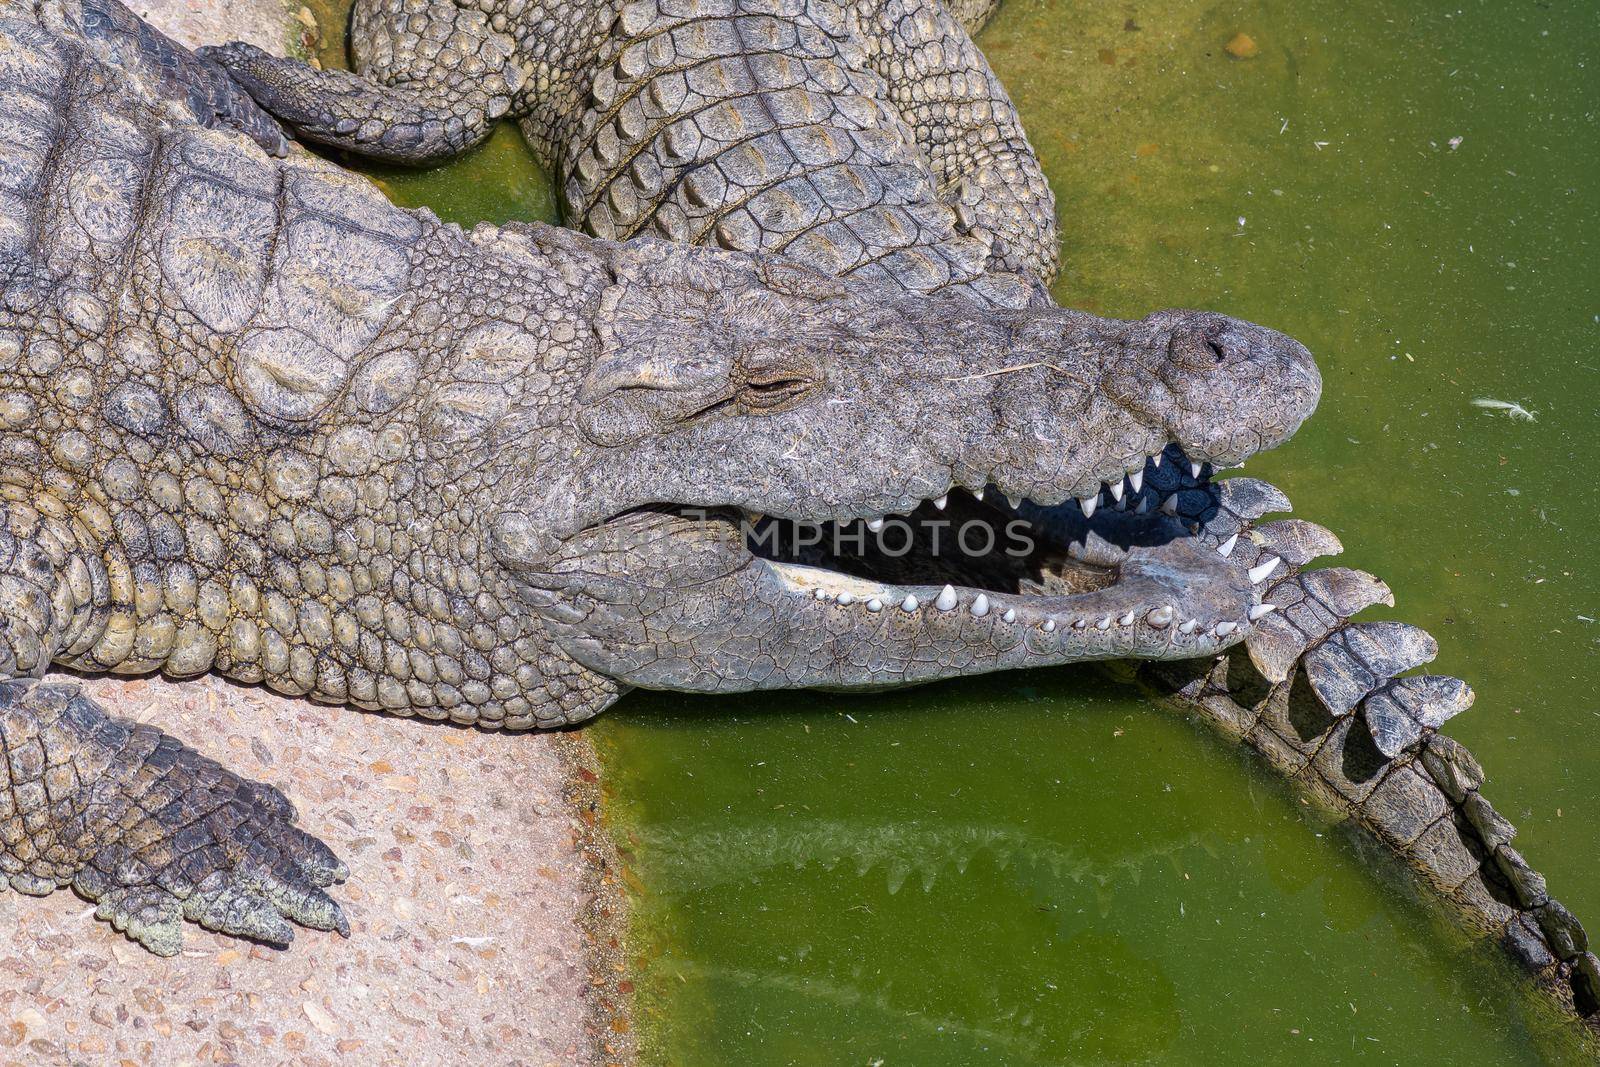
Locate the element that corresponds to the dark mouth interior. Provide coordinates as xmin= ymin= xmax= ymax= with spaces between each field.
xmin=745 ymin=446 xmax=1222 ymax=596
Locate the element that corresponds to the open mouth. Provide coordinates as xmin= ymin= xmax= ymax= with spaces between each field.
xmin=733 ymin=445 xmax=1279 ymax=659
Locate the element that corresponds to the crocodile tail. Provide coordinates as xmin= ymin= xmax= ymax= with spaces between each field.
xmin=1141 ymin=477 xmax=1600 ymax=1037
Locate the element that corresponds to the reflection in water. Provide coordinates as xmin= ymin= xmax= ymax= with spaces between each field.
xmin=632 ymin=817 xmax=1207 ymax=898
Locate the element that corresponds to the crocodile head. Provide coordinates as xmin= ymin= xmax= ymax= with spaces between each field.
xmin=501 ymin=239 xmax=1320 ymax=692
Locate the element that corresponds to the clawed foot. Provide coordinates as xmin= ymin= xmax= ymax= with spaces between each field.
xmin=72 ymin=774 xmax=350 ymax=956
xmin=0 ymin=680 xmax=350 ymax=956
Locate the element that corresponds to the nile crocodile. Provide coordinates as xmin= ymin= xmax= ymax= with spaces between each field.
xmin=203 ymin=0 xmax=1061 ymax=307
xmin=0 ymin=0 xmax=1322 ymax=955
xmin=204 ymin=0 xmax=1600 ymax=1035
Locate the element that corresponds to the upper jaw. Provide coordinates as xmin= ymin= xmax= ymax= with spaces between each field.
xmin=732 ymin=441 xmax=1241 ymax=533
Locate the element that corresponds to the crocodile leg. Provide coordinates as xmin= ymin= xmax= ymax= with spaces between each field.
xmin=0 ymin=507 xmax=348 ymax=956
xmin=199 ymin=0 xmax=525 ymax=165
xmin=1141 ymin=480 xmax=1600 ymax=1025
xmin=856 ymin=0 xmax=1060 ymax=287
xmin=206 ymin=0 xmax=1060 ymax=306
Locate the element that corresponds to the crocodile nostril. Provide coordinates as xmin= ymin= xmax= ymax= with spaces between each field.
xmin=1207 ymin=339 xmax=1227 ymax=363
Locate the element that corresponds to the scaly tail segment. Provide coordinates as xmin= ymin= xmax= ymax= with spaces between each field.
xmin=1142 ymin=477 xmax=1600 ymax=1032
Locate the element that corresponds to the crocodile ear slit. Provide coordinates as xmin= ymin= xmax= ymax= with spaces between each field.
xmin=578 ymin=346 xmax=725 ymax=403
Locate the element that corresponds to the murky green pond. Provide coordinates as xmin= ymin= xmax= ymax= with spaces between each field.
xmin=318 ymin=0 xmax=1598 ymax=1060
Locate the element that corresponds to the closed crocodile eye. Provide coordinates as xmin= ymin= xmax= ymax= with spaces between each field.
xmin=740 ymin=376 xmax=813 ymax=411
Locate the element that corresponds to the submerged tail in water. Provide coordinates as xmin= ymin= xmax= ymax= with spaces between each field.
xmin=1144 ymin=477 xmax=1599 ymax=1036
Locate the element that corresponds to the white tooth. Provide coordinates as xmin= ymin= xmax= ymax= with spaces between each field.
xmin=974 ymin=487 xmax=985 ymax=501
xmin=971 ymin=593 xmax=991 ymax=617
xmin=1042 ymin=620 xmax=1057 ymax=632
xmin=1146 ymin=605 xmax=1174 ymax=627
xmin=867 ymin=517 xmax=885 ymax=532
xmin=1135 ymin=498 xmax=1150 ymax=514
xmin=933 ymin=495 xmax=948 ymax=510
xmin=1151 ymin=451 xmax=1163 ymax=468
xmin=837 ymin=592 xmax=855 ymax=605
xmin=1179 ymin=619 xmax=1199 ymax=635
xmin=1217 ymin=533 xmax=1239 ymax=558
xmin=1118 ymin=610 xmax=1136 ymax=626
xmin=1214 ymin=621 xmax=1238 ymax=636
xmin=866 ymin=598 xmax=883 ymax=612
xmin=1079 ymin=494 xmax=1098 ymax=518
xmin=935 ymin=584 xmax=958 ymax=611
xmin=1006 ymin=493 xmax=1022 ymax=509
xmin=1114 ymin=496 xmax=1127 ymax=511
xmin=900 ymin=594 xmax=919 ymax=612
xmin=814 ymin=589 xmax=828 ymax=600
xmin=1248 ymin=556 xmax=1282 ymax=584
xmin=1095 ymin=616 xmax=1112 ymax=630
xmin=1129 ymin=469 xmax=1143 ymax=493
xmin=1189 ymin=460 xmax=1203 ymax=479
xmin=1002 ymin=608 xmax=1017 ymax=623
xmin=1249 ymin=603 xmax=1277 ymax=621
xmin=1072 ymin=618 xmax=1088 ymax=629
xmin=1160 ymin=496 xmax=1179 ymax=515
xmin=1108 ymin=480 xmax=1123 ymax=502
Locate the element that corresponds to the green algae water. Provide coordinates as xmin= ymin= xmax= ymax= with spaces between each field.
xmin=313 ymin=0 xmax=1599 ymax=1060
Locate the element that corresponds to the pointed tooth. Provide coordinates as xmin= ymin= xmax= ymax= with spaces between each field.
xmin=1072 ymin=618 xmax=1088 ymax=629
xmin=1178 ymin=619 xmax=1199 ymax=635
xmin=1118 ymin=610 xmax=1136 ymax=626
xmin=970 ymin=593 xmax=991 ymax=618
xmin=1146 ymin=606 xmax=1174 ymax=627
xmin=867 ymin=517 xmax=885 ymax=532
xmin=1160 ymin=495 xmax=1179 ymax=516
xmin=1002 ymin=608 xmax=1017 ymax=623
xmin=1248 ymin=556 xmax=1282 ymax=584
xmin=1151 ymin=451 xmax=1163 ymax=468
xmin=1135 ymin=498 xmax=1149 ymax=514
xmin=1095 ymin=616 xmax=1112 ymax=630
xmin=935 ymin=584 xmax=958 ymax=611
xmin=1114 ymin=496 xmax=1127 ymax=511
xmin=900 ymin=594 xmax=919 ymax=612
xmin=1189 ymin=460 xmax=1203 ymax=479
xmin=1217 ymin=533 xmax=1239 ymax=558
xmin=1108 ymin=480 xmax=1123 ymax=502
xmin=933 ymin=495 xmax=948 ymax=510
xmin=866 ymin=598 xmax=883 ymax=612
xmin=1042 ymin=620 xmax=1057 ymax=632
xmin=974 ymin=487 xmax=985 ymax=501
xmin=1214 ymin=621 xmax=1238 ymax=636
xmin=1248 ymin=603 xmax=1277 ymax=621
xmin=837 ymin=592 xmax=855 ymax=605
xmin=1129 ymin=469 xmax=1143 ymax=493
xmin=1079 ymin=494 xmax=1098 ymax=518
xmin=1005 ymin=493 xmax=1022 ymax=509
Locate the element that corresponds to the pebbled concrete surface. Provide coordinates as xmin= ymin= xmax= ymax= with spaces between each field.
xmin=0 ymin=675 xmax=607 ymax=1066
xmin=129 ymin=0 xmax=315 ymax=60
xmin=0 ymin=3 xmax=627 ymax=1064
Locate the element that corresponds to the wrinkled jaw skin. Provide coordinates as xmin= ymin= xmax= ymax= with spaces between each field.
xmin=506 ymin=248 xmax=1321 ymax=694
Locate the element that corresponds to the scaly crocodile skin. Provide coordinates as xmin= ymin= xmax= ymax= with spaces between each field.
xmin=0 ymin=0 xmax=1320 ymax=953
xmin=204 ymin=0 xmax=1059 ymax=306
xmin=210 ymin=0 xmax=1600 ymax=1036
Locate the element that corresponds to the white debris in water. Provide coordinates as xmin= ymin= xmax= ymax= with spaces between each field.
xmin=1449 ymin=136 xmax=1464 ymax=149
xmin=1471 ymin=397 xmax=1537 ymax=421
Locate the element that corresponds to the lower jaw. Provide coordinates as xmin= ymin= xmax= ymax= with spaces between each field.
xmin=743 ymin=477 xmax=1262 ymax=670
